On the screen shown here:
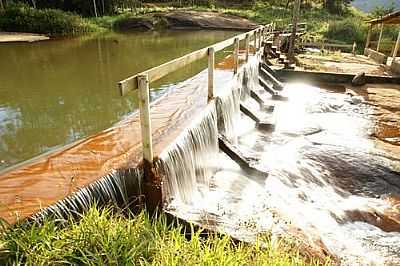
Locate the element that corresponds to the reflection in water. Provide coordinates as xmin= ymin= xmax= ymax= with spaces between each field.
xmin=161 ymin=60 xmax=400 ymax=265
xmin=0 ymin=30 xmax=238 ymax=170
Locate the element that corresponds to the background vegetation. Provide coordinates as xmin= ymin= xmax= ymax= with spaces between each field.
xmin=0 ymin=0 xmax=398 ymax=51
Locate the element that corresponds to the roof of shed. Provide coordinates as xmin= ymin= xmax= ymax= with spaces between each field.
xmin=368 ymin=10 xmax=400 ymax=25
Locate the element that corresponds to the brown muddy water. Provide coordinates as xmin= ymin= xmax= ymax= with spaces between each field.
xmin=158 ymin=59 xmax=400 ymax=265
xmin=0 ymin=30 xmax=238 ymax=171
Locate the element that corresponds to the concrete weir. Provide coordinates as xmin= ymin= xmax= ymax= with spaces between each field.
xmin=2 ymin=24 xmax=400 ymax=265
xmin=0 ymin=26 xmax=272 ymax=224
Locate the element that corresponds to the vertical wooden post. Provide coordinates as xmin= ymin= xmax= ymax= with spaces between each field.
xmin=137 ymin=74 xmax=153 ymax=165
xmin=234 ymin=38 xmax=240 ymax=74
xmin=365 ymin=24 xmax=372 ymax=49
xmin=377 ymin=23 xmax=384 ymax=52
xmin=245 ymin=34 xmax=250 ymax=62
xmin=288 ymin=0 xmax=301 ymax=62
xmin=254 ymin=31 xmax=258 ymax=54
xmin=392 ymin=30 xmax=400 ymax=60
xmin=208 ymin=47 xmax=215 ymax=101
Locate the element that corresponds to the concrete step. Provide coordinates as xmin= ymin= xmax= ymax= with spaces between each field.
xmin=259 ymin=77 xmax=278 ymax=95
xmin=259 ymin=66 xmax=284 ymax=91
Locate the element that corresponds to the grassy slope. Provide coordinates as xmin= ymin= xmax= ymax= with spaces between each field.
xmin=0 ymin=206 xmax=330 ymax=265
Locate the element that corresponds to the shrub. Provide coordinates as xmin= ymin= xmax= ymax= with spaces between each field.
xmin=325 ymin=17 xmax=368 ymax=47
xmin=0 ymin=4 xmax=99 ymax=35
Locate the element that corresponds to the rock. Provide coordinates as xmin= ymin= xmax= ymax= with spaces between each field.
xmin=352 ymin=72 xmax=367 ymax=86
xmin=114 ymin=18 xmax=154 ymax=31
xmin=157 ymin=11 xmax=258 ymax=30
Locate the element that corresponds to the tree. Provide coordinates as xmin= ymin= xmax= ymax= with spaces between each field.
xmin=324 ymin=0 xmax=353 ymax=14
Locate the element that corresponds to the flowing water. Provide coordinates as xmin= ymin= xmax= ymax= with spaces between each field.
xmin=0 ymin=30 xmax=238 ymax=171
xmin=159 ymin=58 xmax=400 ymax=265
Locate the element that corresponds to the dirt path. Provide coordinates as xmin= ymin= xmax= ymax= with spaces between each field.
xmin=298 ymin=53 xmax=398 ymax=77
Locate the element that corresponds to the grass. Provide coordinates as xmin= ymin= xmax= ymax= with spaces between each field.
xmin=0 ymin=206 xmax=330 ymax=265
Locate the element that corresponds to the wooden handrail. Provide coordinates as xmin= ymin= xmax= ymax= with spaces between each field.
xmin=118 ymin=25 xmax=267 ymax=96
xmin=118 ymin=23 xmax=272 ymax=174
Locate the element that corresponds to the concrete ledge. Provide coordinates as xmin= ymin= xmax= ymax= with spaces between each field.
xmin=364 ymin=48 xmax=388 ymax=65
xmin=391 ymin=59 xmax=400 ymax=75
xmin=276 ymin=69 xmax=400 ymax=85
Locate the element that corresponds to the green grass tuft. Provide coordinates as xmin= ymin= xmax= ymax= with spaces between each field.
xmin=0 ymin=206 xmax=330 ymax=265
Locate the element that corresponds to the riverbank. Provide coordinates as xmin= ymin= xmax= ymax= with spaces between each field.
xmin=0 ymin=32 xmax=49 ymax=43
xmin=0 ymin=3 xmax=377 ymax=47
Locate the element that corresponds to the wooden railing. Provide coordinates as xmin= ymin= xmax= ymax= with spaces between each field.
xmin=118 ymin=24 xmax=273 ymax=165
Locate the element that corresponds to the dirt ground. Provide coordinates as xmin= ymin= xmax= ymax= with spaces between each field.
xmin=298 ymin=52 xmax=398 ymax=77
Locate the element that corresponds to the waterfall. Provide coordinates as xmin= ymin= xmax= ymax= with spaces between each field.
xmin=217 ymin=57 xmax=260 ymax=143
xmin=156 ymin=104 xmax=219 ymax=205
xmin=241 ymin=57 xmax=260 ymax=101
xmin=30 ymin=168 xmax=143 ymax=224
xmin=216 ymin=85 xmax=241 ymax=144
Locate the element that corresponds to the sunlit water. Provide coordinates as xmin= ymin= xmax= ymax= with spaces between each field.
xmin=0 ymin=30 xmax=238 ymax=170
xmin=161 ymin=59 xmax=400 ymax=265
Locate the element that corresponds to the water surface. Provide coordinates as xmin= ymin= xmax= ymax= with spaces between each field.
xmin=0 ymin=30 xmax=238 ymax=170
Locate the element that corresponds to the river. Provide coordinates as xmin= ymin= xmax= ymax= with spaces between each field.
xmin=0 ymin=30 xmax=238 ymax=171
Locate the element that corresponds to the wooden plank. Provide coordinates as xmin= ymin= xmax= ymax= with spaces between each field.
xmin=392 ymin=31 xmax=400 ymax=59
xmin=148 ymin=47 xmax=208 ymax=83
xmin=377 ymin=23 xmax=384 ymax=52
xmin=245 ymin=34 xmax=250 ymax=62
xmin=365 ymin=25 xmax=372 ymax=48
xmin=119 ymin=26 xmax=265 ymax=96
xmin=301 ymin=42 xmax=353 ymax=49
xmin=254 ymin=31 xmax=258 ymax=55
xmin=208 ymin=47 xmax=215 ymax=101
xmin=234 ymin=38 xmax=240 ymax=74
xmin=138 ymin=74 xmax=153 ymax=164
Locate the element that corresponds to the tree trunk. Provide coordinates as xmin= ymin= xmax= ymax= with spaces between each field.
xmin=288 ymin=0 xmax=301 ymax=61
xmin=92 ymin=0 xmax=98 ymax=17
xmin=0 ymin=0 xmax=4 ymax=11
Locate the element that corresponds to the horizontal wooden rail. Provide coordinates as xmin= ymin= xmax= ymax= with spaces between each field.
xmin=301 ymin=42 xmax=353 ymax=49
xmin=118 ymin=26 xmax=267 ymax=96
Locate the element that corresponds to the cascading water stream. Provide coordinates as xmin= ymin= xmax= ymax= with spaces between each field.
xmin=156 ymin=104 xmax=219 ymax=206
xmin=158 ymin=56 xmax=400 ymax=265
xmin=30 ymin=168 xmax=143 ymax=224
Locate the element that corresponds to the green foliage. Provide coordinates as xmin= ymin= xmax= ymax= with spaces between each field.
xmin=370 ymin=2 xmax=396 ymax=17
xmin=0 ymin=206 xmax=329 ymax=265
xmin=0 ymin=3 xmax=99 ymax=35
xmin=325 ymin=17 xmax=368 ymax=46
